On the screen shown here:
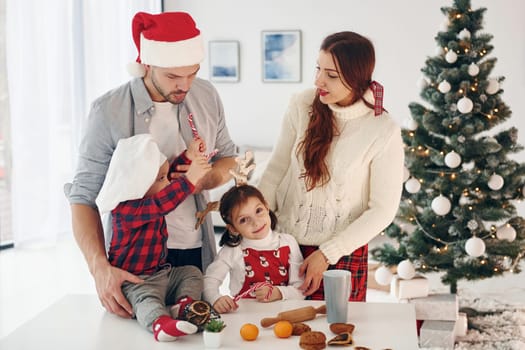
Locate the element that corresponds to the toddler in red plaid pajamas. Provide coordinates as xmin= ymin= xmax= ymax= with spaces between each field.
xmin=96 ymin=134 xmax=211 ymax=341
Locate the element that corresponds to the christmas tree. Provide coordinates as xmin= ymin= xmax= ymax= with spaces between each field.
xmin=371 ymin=0 xmax=525 ymax=293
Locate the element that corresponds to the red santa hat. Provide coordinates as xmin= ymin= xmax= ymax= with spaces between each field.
xmin=127 ymin=12 xmax=205 ymax=77
xmin=96 ymin=134 xmax=167 ymax=213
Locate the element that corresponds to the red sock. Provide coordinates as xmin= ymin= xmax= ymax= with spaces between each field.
xmin=152 ymin=315 xmax=198 ymax=342
xmin=170 ymin=296 xmax=194 ymax=319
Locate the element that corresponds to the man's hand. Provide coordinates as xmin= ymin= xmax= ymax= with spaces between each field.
xmin=93 ymin=260 xmax=144 ymax=318
xmin=298 ymin=250 xmax=330 ymax=296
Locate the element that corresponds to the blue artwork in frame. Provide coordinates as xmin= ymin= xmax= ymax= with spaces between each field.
xmin=209 ymin=41 xmax=240 ymax=82
xmin=262 ymin=30 xmax=301 ymax=83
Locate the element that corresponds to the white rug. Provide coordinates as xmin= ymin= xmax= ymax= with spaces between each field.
xmin=423 ymin=290 xmax=525 ymax=350
xmin=454 ymin=292 xmax=525 ymax=350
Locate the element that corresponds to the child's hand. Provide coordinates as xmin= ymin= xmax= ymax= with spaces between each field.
xmin=186 ymin=138 xmax=206 ymax=161
xmin=213 ymin=296 xmax=238 ymax=314
xmin=185 ymin=154 xmax=211 ymax=186
xmin=254 ymin=285 xmax=282 ymax=302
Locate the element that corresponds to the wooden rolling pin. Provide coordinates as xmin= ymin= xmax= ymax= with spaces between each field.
xmin=260 ymin=304 xmax=326 ymax=328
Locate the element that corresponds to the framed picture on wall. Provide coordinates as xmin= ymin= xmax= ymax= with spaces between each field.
xmin=209 ymin=40 xmax=240 ymax=82
xmin=262 ymin=30 xmax=301 ymax=83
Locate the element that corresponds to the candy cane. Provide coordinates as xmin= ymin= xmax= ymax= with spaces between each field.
xmin=187 ymin=113 xmax=199 ymax=140
xmin=233 ymin=281 xmax=274 ymax=302
xmin=206 ymin=148 xmax=219 ymax=160
xmin=188 ymin=113 xmax=218 ymax=160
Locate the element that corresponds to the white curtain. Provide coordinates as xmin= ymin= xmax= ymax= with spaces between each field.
xmin=6 ymin=0 xmax=161 ymax=247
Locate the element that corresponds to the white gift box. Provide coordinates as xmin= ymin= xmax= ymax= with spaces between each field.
xmin=419 ymin=320 xmax=456 ymax=349
xmin=410 ymin=293 xmax=458 ymax=321
xmin=390 ymin=274 xmax=429 ymax=300
xmin=454 ymin=312 xmax=468 ymax=337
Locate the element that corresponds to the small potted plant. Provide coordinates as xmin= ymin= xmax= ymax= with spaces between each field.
xmin=203 ymin=318 xmax=226 ymax=348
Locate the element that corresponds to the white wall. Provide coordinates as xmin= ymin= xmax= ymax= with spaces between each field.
xmin=165 ymin=0 xmax=525 ymax=157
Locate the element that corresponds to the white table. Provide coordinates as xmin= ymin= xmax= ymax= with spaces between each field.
xmin=0 ymin=294 xmax=419 ymax=350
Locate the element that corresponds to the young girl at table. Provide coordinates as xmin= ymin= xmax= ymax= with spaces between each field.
xmin=203 ymin=185 xmax=305 ymax=313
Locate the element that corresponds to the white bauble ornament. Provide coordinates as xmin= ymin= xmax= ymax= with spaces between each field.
xmin=438 ymin=80 xmax=451 ymax=93
xmin=405 ymin=178 xmax=421 ymax=193
xmin=403 ymin=166 xmax=410 ymax=182
xmin=459 ymin=195 xmax=470 ymax=206
xmin=406 ymin=118 xmax=418 ymax=131
xmin=444 ymin=151 xmax=462 ymax=168
xmin=488 ymin=174 xmax=504 ymax=190
xmin=397 ymin=260 xmax=416 ymax=280
xmin=465 ymin=236 xmax=486 ymax=257
xmin=374 ymin=266 xmax=394 ymax=286
xmin=496 ymin=224 xmax=517 ymax=242
xmin=486 ymin=79 xmax=500 ymax=95
xmin=462 ymin=161 xmax=474 ymax=170
xmin=431 ymin=195 xmax=452 ymax=216
xmin=435 ymin=46 xmax=445 ymax=56
xmin=467 ymin=220 xmax=478 ymax=231
xmin=468 ymin=63 xmax=479 ymax=76
xmin=445 ymin=50 xmax=458 ymax=63
xmin=417 ymin=77 xmax=429 ymax=89
xmin=457 ymin=97 xmax=473 ymax=114
xmin=458 ymin=28 xmax=471 ymax=40
xmin=440 ymin=18 xmax=450 ymax=32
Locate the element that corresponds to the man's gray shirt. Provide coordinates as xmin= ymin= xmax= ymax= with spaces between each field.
xmin=65 ymin=77 xmax=237 ymax=270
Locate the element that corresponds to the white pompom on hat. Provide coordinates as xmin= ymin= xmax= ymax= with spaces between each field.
xmin=128 ymin=11 xmax=205 ymax=77
xmin=96 ymin=134 xmax=167 ymax=213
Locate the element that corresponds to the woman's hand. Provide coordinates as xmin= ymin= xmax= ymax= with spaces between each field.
xmin=298 ymin=250 xmax=330 ymax=296
xmin=213 ymin=295 xmax=238 ymax=314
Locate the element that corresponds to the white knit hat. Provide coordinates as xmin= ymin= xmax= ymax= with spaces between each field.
xmin=128 ymin=11 xmax=205 ymax=77
xmin=96 ymin=134 xmax=167 ymax=213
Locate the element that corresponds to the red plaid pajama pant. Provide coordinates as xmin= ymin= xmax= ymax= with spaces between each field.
xmin=300 ymin=244 xmax=368 ymax=302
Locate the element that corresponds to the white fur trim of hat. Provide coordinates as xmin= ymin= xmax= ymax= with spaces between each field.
xmin=96 ymin=134 xmax=167 ymax=213
xmin=128 ymin=11 xmax=205 ymax=77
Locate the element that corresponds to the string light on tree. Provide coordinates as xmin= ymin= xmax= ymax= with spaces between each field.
xmin=444 ymin=150 xmax=462 ymax=168
xmin=488 ymin=173 xmax=504 ymax=190
xmin=431 ymin=195 xmax=452 ymax=216
xmin=373 ymin=0 xmax=525 ymax=294
xmin=465 ymin=236 xmax=486 ymax=257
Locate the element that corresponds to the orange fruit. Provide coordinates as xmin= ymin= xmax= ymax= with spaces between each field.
xmin=240 ymin=323 xmax=259 ymax=341
xmin=273 ymin=320 xmax=293 ymax=338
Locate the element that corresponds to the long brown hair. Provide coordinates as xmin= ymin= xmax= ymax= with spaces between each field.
xmin=297 ymin=31 xmax=377 ymax=191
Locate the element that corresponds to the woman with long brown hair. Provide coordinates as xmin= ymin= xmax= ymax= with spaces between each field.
xmin=258 ymin=31 xmax=404 ymax=301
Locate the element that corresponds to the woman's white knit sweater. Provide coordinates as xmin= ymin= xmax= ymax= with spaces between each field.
xmin=258 ymin=88 xmax=404 ymax=264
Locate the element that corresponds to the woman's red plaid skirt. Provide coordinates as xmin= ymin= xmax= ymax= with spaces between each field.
xmin=300 ymin=244 xmax=368 ymax=302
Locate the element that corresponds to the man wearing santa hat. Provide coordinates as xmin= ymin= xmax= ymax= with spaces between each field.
xmin=64 ymin=11 xmax=237 ymax=319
